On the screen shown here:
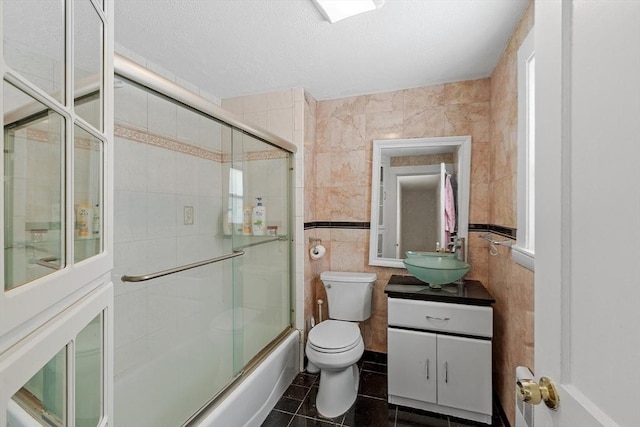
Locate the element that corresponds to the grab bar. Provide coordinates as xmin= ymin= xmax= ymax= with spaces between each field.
xmin=121 ymin=249 xmax=245 ymax=283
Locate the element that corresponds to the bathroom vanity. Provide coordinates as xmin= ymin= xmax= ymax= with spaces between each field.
xmin=385 ymin=275 xmax=495 ymax=424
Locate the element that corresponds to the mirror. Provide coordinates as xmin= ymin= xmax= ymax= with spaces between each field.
xmin=368 ymin=136 xmax=471 ymax=268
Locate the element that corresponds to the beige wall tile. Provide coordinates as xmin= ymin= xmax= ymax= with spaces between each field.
xmin=316 ymin=152 xmax=332 ymax=188
xmin=402 ymin=107 xmax=446 ymax=138
xmin=330 ymin=241 xmax=366 ymax=271
xmin=403 ymin=85 xmax=445 ymax=110
xmin=243 ymin=93 xmax=268 ymax=113
xmin=492 ymin=174 xmax=516 ymax=227
xmin=444 ymin=102 xmax=490 ymax=142
xmin=444 ymin=78 xmax=491 ymax=105
xmin=366 ymin=110 xmax=404 ymax=141
xmin=317 ymin=95 xmax=366 ymax=119
xmin=471 ymin=141 xmax=490 ymax=185
xmin=266 ymin=108 xmax=294 ymax=141
xmin=330 ymin=228 xmax=368 ymax=243
xmin=327 ymin=187 xmax=368 ymax=221
xmin=267 ymin=89 xmax=294 ymax=110
xmin=469 ymin=182 xmax=489 ymax=224
xmin=329 ymin=114 xmax=367 ymax=151
xmin=365 ymin=90 xmax=404 ymax=114
xmin=330 ymin=150 xmax=368 ymax=187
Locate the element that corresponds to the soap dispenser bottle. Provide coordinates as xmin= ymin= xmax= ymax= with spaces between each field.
xmin=252 ymin=197 xmax=266 ymax=236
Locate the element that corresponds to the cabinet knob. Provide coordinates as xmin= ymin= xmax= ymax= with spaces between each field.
xmin=516 ymin=377 xmax=559 ymax=410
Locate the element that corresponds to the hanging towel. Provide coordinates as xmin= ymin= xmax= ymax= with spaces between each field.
xmin=444 ymin=174 xmax=456 ymax=238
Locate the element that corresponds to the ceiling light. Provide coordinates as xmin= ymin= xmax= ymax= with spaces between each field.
xmin=312 ymin=0 xmax=385 ymax=23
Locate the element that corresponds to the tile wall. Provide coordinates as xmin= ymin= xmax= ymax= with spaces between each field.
xmin=487 ymin=3 xmax=534 ymax=425
xmin=311 ymin=78 xmax=492 ymax=354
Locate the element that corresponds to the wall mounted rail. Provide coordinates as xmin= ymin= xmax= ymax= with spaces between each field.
xmin=121 ymin=250 xmax=245 ymax=283
xmin=114 ymin=54 xmax=296 ymax=154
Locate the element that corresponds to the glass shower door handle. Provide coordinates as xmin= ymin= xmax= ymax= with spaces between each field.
xmin=121 ymin=249 xmax=245 ymax=283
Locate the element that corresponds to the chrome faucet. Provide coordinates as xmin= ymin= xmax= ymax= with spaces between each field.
xmin=448 ymin=237 xmax=467 ymax=288
xmin=448 ymin=237 xmax=466 ymax=263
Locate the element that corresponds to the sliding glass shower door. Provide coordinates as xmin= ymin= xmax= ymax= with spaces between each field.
xmin=113 ymin=78 xmax=292 ymax=426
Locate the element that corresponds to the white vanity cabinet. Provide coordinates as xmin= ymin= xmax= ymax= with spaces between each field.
xmin=387 ymin=297 xmax=494 ymax=424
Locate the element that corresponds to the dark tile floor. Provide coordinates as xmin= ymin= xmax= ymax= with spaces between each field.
xmin=261 ymin=353 xmax=506 ymax=427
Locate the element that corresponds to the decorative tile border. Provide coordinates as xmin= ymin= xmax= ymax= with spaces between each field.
xmin=469 ymin=223 xmax=517 ymax=239
xmin=19 ymin=128 xmax=100 ymax=151
xmin=115 ymin=124 xmax=289 ymax=163
xmin=304 ymin=221 xmax=371 ymax=230
xmin=303 ymin=221 xmax=517 ymax=239
xmin=115 ymin=124 xmax=222 ymax=162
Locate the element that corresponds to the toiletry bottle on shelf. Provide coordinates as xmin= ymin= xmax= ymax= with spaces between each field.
xmin=77 ymin=204 xmax=92 ymax=239
xmin=92 ymin=204 xmax=100 ymax=237
xmin=223 ymin=208 xmax=233 ymax=235
xmin=243 ymin=205 xmax=252 ymax=235
xmin=252 ymin=197 xmax=266 ymax=236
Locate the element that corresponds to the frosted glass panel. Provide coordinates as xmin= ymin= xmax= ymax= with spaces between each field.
xmin=4 ymin=81 xmax=65 ymax=290
xmin=2 ymin=0 xmax=65 ymax=103
xmin=76 ymin=314 xmax=103 ymax=427
xmin=74 ymin=125 xmax=103 ymax=263
xmin=11 ymin=346 xmax=67 ymax=426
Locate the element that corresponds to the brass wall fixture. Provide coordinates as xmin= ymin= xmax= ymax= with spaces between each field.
xmin=516 ymin=376 xmax=560 ymax=410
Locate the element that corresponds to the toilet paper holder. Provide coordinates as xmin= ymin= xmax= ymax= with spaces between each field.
xmin=309 ymin=237 xmax=322 ymax=253
xmin=309 ymin=237 xmax=325 ymax=258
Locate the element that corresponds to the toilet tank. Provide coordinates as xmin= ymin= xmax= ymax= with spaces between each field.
xmin=320 ymin=271 xmax=377 ymax=321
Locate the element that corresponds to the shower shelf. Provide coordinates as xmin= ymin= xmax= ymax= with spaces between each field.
xmin=233 ymin=235 xmax=289 ymax=250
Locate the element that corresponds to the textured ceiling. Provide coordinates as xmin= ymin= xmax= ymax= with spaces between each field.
xmin=114 ymin=0 xmax=529 ymax=100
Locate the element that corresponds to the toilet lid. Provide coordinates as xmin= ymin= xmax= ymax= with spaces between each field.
xmin=308 ymin=320 xmax=361 ymax=353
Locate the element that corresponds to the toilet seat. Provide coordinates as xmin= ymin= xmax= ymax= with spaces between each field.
xmin=308 ymin=320 xmax=361 ymax=354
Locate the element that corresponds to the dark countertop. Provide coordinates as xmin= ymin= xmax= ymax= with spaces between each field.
xmin=384 ymin=275 xmax=495 ymax=306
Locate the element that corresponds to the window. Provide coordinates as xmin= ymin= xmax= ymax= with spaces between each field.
xmin=513 ymin=29 xmax=535 ymax=271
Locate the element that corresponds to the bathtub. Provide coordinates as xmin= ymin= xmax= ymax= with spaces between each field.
xmin=115 ymin=325 xmax=299 ymax=427
xmin=194 ymin=329 xmax=300 ymax=426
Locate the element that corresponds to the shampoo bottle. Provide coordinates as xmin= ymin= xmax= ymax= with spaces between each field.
xmin=77 ymin=204 xmax=92 ymax=239
xmin=243 ymin=205 xmax=252 ymax=235
xmin=252 ymin=197 xmax=266 ymax=236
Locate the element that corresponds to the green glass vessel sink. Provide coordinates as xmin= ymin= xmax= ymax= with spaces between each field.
xmin=403 ymin=255 xmax=470 ymax=288
xmin=405 ymin=251 xmax=454 ymax=258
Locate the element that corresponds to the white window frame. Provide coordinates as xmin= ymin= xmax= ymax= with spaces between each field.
xmin=513 ymin=29 xmax=535 ymax=271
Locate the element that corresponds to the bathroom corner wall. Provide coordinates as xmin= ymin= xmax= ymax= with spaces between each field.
xmin=303 ymin=93 xmax=319 ymax=333
xmin=221 ymin=89 xmax=307 ymax=332
xmin=487 ymin=2 xmax=534 ymax=425
xmin=313 ymin=79 xmax=492 ymax=353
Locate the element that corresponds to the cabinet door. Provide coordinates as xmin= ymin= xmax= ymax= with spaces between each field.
xmin=437 ymin=335 xmax=492 ymax=415
xmin=388 ymin=328 xmax=437 ymax=404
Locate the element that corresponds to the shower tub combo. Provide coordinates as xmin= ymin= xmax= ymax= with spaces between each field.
xmin=112 ymin=55 xmax=299 ymax=426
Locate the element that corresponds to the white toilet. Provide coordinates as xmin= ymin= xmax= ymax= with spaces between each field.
xmin=305 ymin=271 xmax=377 ymax=418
